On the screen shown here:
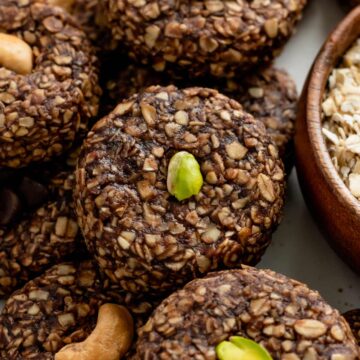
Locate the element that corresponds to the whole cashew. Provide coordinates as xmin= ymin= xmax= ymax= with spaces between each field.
xmin=0 ymin=34 xmax=33 ymax=75
xmin=55 ymin=304 xmax=134 ymax=360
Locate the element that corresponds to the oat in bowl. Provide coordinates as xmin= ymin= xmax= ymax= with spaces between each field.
xmin=295 ymin=6 xmax=360 ymax=272
xmin=322 ymin=38 xmax=360 ymax=199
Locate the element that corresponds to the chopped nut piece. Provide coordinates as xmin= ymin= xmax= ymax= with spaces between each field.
xmin=141 ymin=102 xmax=157 ymax=125
xmin=114 ymin=101 xmax=134 ymax=116
xmin=174 ymin=110 xmax=189 ymax=125
xmin=226 ymin=141 xmax=248 ymax=160
xmin=264 ymin=18 xmax=279 ymax=38
xmin=201 ymin=226 xmax=221 ymax=244
xmin=294 ymin=320 xmax=327 ymax=338
xmin=257 ymin=174 xmax=276 ymax=202
xmin=143 ymin=158 xmax=158 ymax=171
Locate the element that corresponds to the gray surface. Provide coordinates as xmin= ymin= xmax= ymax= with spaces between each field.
xmin=1 ymin=0 xmax=359 ymax=315
xmin=260 ymin=0 xmax=360 ymax=312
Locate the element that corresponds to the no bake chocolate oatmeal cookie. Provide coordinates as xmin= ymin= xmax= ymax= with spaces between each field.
xmin=133 ymin=267 xmax=360 ymax=359
xmin=75 ymin=85 xmax=285 ymax=296
xmin=101 ymin=0 xmax=307 ymax=77
xmin=0 ymin=260 xmax=155 ymax=359
xmin=0 ymin=0 xmax=101 ymax=168
xmin=0 ymin=167 xmax=81 ymax=297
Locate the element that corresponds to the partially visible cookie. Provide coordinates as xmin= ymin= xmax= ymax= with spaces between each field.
xmin=343 ymin=309 xmax=360 ymax=345
xmin=101 ymin=0 xmax=307 ymax=77
xmin=0 ymin=167 xmax=81 ymax=297
xmin=213 ymin=68 xmax=297 ymax=173
xmin=0 ymin=0 xmax=101 ymax=167
xmin=0 ymin=261 xmax=155 ymax=359
xmin=104 ymin=63 xmax=297 ymax=172
xmin=133 ymin=267 xmax=359 ymax=359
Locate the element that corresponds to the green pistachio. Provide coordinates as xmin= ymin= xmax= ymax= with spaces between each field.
xmin=167 ymin=151 xmax=203 ymax=201
xmin=216 ymin=336 xmax=273 ymax=360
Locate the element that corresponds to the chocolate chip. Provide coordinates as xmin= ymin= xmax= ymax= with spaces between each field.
xmin=19 ymin=177 xmax=49 ymax=208
xmin=0 ymin=188 xmax=21 ymax=225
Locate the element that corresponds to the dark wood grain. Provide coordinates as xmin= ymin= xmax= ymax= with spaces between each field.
xmin=295 ymin=6 xmax=360 ymax=273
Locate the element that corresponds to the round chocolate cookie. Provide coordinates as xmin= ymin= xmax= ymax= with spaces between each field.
xmin=0 ymin=260 xmax=155 ymax=359
xmin=133 ymin=267 xmax=360 ymax=359
xmin=343 ymin=309 xmax=360 ymax=346
xmin=0 ymin=168 xmax=81 ymax=297
xmin=0 ymin=0 xmax=101 ymax=168
xmin=105 ymin=64 xmax=297 ymax=172
xmin=101 ymin=0 xmax=307 ymax=77
xmin=75 ymin=85 xmax=285 ymax=295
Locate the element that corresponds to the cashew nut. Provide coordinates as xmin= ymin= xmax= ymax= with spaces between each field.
xmin=46 ymin=0 xmax=75 ymax=12
xmin=0 ymin=34 xmax=33 ymax=75
xmin=55 ymin=304 xmax=134 ymax=360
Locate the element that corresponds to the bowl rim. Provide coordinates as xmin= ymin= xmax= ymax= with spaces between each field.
xmin=307 ymin=6 xmax=360 ymax=217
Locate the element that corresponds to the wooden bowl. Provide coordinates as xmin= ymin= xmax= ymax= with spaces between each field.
xmin=295 ymin=6 xmax=360 ymax=273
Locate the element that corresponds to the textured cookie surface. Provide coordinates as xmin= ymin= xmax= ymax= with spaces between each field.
xmin=75 ymin=85 xmax=285 ymax=295
xmin=0 ymin=168 xmax=81 ymax=297
xmin=105 ymin=64 xmax=297 ymax=171
xmin=102 ymin=0 xmax=307 ymax=77
xmin=0 ymin=261 xmax=155 ymax=359
xmin=0 ymin=0 xmax=101 ymax=167
xmin=133 ymin=267 xmax=360 ymax=359
xmin=343 ymin=309 xmax=360 ymax=346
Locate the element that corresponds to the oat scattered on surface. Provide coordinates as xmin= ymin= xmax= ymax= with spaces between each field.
xmin=322 ymin=38 xmax=360 ymax=199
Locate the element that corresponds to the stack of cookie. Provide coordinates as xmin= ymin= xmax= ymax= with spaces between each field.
xmin=0 ymin=1 xmax=359 ymax=359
